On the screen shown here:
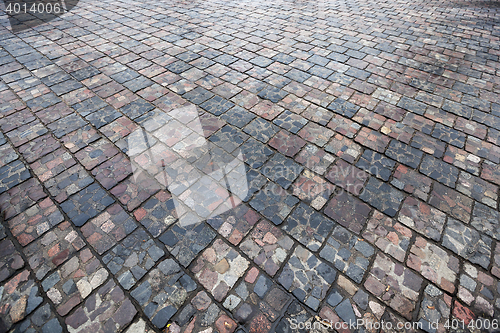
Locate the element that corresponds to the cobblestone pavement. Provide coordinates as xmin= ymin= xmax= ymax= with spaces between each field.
xmin=0 ymin=0 xmax=499 ymax=331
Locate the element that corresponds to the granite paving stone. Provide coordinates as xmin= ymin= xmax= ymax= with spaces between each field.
xmin=284 ymin=202 xmax=334 ymax=251
xmin=170 ymin=291 xmax=237 ymax=333
xmin=385 ymin=139 xmax=423 ymax=169
xmin=364 ymin=253 xmax=423 ymax=320
xmin=43 ymin=162 xmax=93 ymax=203
xmin=207 ymin=203 xmax=260 ymax=246
xmin=18 ymin=134 xmax=60 ymax=164
xmin=123 ymin=319 xmax=156 ymax=333
xmin=432 ymin=123 xmax=467 ymax=148
xmin=471 ymin=203 xmax=500 ymax=241
xmin=325 ymin=134 xmax=363 ymax=163
xmin=298 ymin=122 xmax=334 ymax=147
xmin=411 ymin=132 xmax=446 ymax=158
xmin=0 ymin=160 xmax=31 ymax=195
xmin=457 ymin=172 xmax=498 ymax=208
xmin=6 ymin=120 xmax=48 ymax=147
xmin=8 ymin=198 xmax=64 ymax=247
xmin=12 ymin=303 xmax=64 ymax=333
xmin=355 ymin=127 xmax=391 ymax=153
xmin=429 ymin=183 xmax=473 ymax=224
xmin=398 ymin=197 xmax=446 ymax=242
xmin=81 ymin=204 xmax=137 ymax=255
xmin=381 ymin=120 xmax=415 ymax=144
xmin=65 ymin=280 xmax=136 ymax=332
xmin=292 ymin=170 xmax=335 ymax=210
xmin=0 ymin=109 xmax=36 ymax=133
xmin=23 ymin=221 xmax=85 ymax=280
xmin=363 ymin=210 xmax=412 ymax=262
xmin=200 ymin=96 xmax=235 ymax=116
xmin=249 ymin=182 xmax=299 ymax=225
xmin=0 ymin=178 xmax=47 ymax=220
xmin=237 ymin=137 xmax=274 ymax=169
xmin=356 ymin=149 xmax=396 ymax=182
xmin=417 ymin=284 xmax=453 ymax=333
xmin=209 ymin=125 xmax=248 ymax=154
xmin=492 ymin=243 xmax=500 ymax=279
xmin=269 ymin=130 xmax=306 ymax=157
xmin=250 ymin=100 xmax=284 ymax=121
xmin=420 ymin=155 xmax=459 ymax=188
xmin=221 ymin=106 xmax=255 ymax=128
xmin=29 ymin=147 xmax=77 ymax=183
xmin=325 ymin=191 xmax=371 ymax=234
xmin=120 ymin=99 xmax=156 ymax=119
xmin=240 ymin=220 xmax=293 ymax=276
xmin=481 ymin=160 xmax=500 ymax=186
xmin=192 ymin=239 xmax=249 ymax=302
xmin=85 ymin=105 xmax=122 ymax=129
xmin=407 ymin=237 xmax=459 ymax=293
xmin=261 ymin=153 xmax=304 ymax=190
xmin=359 ymin=178 xmax=404 ymax=217
xmin=390 ymin=164 xmax=433 ymax=201
xmin=295 ymin=144 xmax=335 ymax=176
xmin=159 ymin=222 xmax=217 ymax=268
xmin=110 ymin=173 xmax=161 ymax=211
xmin=42 ymin=248 xmax=109 ymax=316
xmin=223 ymin=268 xmax=291 ymax=331
xmin=91 ymin=153 xmax=132 ymax=190
xmin=328 ymin=114 xmax=360 ymax=138
xmin=443 ymin=145 xmax=481 ymax=176
xmin=327 ymin=98 xmax=359 ymax=118
xmin=0 ymin=239 xmax=24 ymax=283
xmin=2 ymin=0 xmax=500 ymax=329
xmin=0 ymin=270 xmax=43 ymax=331
xmin=60 ymin=124 xmax=101 ymax=153
xmin=319 ymin=279 xmax=386 ymax=332
xmin=457 ymin=263 xmax=500 ymax=318
xmin=130 ymin=190 xmax=175 ymax=238
xmin=274 ymin=301 xmax=317 ymax=333
xmin=74 ymin=138 xmax=120 ymax=171
xmin=242 ymin=167 xmax=267 ymax=203
xmin=326 ymin=159 xmax=368 ymax=196
xmin=278 ymin=246 xmax=336 ymax=311
xmin=352 ymin=108 xmax=386 ymax=130
xmin=122 ymin=77 xmax=153 ymax=93
xmin=442 ymin=218 xmax=492 ymax=269
xmin=320 ymin=225 xmax=374 ymax=283
xmin=131 ymin=258 xmax=197 ymax=329
xmin=47 ymin=114 xmax=87 ymax=139
xmin=466 ymin=136 xmax=500 ymax=164
xmin=273 ymin=110 xmax=308 ymax=133
xmin=103 ymin=228 xmax=164 ymax=290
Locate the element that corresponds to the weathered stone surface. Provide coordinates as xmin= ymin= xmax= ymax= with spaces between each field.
xmin=320 ymin=225 xmax=375 ymax=283
xmin=278 ymin=246 xmax=336 ymax=311
xmin=364 ymin=253 xmax=423 ymax=320
xmin=240 ymin=220 xmax=293 ymax=276
xmin=442 ymin=219 xmax=492 ymax=270
xmin=192 ymin=239 xmax=249 ymax=302
xmin=65 ymin=280 xmax=136 ymax=332
xmin=131 ymin=258 xmax=197 ymax=329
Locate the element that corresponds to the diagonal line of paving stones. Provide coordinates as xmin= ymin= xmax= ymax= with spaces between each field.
xmin=1 ymin=0 xmax=500 ymax=331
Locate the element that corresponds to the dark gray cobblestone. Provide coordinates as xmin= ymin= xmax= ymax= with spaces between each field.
xmin=104 ymin=228 xmax=163 ymax=290
xmin=278 ymin=246 xmax=336 ymax=311
xmin=320 ymin=225 xmax=374 ymax=283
